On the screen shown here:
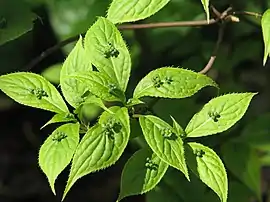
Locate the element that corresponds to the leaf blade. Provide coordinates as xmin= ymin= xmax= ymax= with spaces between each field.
xmin=41 ymin=113 xmax=77 ymax=129
xmin=170 ymin=116 xmax=185 ymax=137
xmin=0 ymin=72 xmax=69 ymax=113
xmin=139 ymin=115 xmax=189 ymax=180
xmin=60 ymin=36 xmax=93 ymax=108
xmin=63 ymin=107 xmax=130 ymax=199
xmin=38 ymin=123 xmax=80 ymax=194
xmin=69 ymin=71 xmax=126 ymax=102
xmin=185 ymin=93 xmax=257 ymax=138
xmin=133 ymin=67 xmax=217 ymax=99
xmin=81 ymin=95 xmax=114 ymax=114
xmin=107 ymin=0 xmax=170 ymax=24
xmin=84 ymin=17 xmax=131 ymax=91
xmin=186 ymin=142 xmax=228 ymax=202
xmin=221 ymin=142 xmax=261 ymax=200
xmin=118 ymin=149 xmax=169 ymax=201
xmin=262 ymin=9 xmax=270 ymax=65
xmin=201 ymin=0 xmax=210 ymax=23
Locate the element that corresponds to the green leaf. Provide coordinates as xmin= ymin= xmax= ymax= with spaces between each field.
xmin=126 ymin=98 xmax=144 ymax=107
xmin=139 ymin=115 xmax=189 ymax=180
xmin=63 ymin=107 xmax=130 ymax=200
xmin=38 ymin=123 xmax=80 ymax=195
xmin=262 ymin=9 xmax=270 ymax=65
xmin=133 ymin=67 xmax=217 ymax=99
xmin=221 ymin=142 xmax=261 ymax=200
xmin=73 ymin=95 xmax=113 ymax=123
xmin=84 ymin=17 xmax=131 ymax=91
xmin=80 ymin=95 xmax=114 ymax=114
xmin=69 ymin=71 xmax=126 ymax=102
xmin=0 ymin=72 xmax=69 ymax=113
xmin=170 ymin=116 xmax=185 ymax=137
xmin=41 ymin=113 xmax=77 ymax=129
xmin=60 ymin=36 xmax=93 ymax=108
xmin=185 ymin=93 xmax=257 ymax=138
xmin=186 ymin=142 xmax=228 ymax=202
xmin=118 ymin=149 xmax=169 ymax=201
xmin=107 ymin=0 xmax=170 ymax=24
xmin=201 ymin=0 xmax=210 ymax=23
xmin=0 ymin=0 xmax=35 ymax=45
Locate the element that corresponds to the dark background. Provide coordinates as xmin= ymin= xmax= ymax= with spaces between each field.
xmin=1 ymin=0 xmax=270 ymax=201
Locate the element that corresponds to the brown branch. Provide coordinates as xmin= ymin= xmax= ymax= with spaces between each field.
xmin=24 ymin=35 xmax=80 ymax=71
xmin=199 ymin=25 xmax=225 ymax=74
xmin=24 ymin=6 xmax=255 ymax=73
xmin=24 ymin=8 xmax=231 ymax=71
xmin=117 ymin=19 xmax=218 ymax=30
xmin=233 ymin=11 xmax=262 ymax=18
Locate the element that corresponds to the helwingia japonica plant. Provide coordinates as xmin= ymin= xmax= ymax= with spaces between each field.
xmin=3 ymin=0 xmax=270 ymax=201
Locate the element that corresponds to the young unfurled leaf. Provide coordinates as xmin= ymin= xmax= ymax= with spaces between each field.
xmin=139 ymin=115 xmax=189 ymax=180
xmin=133 ymin=67 xmax=217 ymax=99
xmin=69 ymin=71 xmax=126 ymax=102
xmin=201 ymin=0 xmax=210 ymax=23
xmin=126 ymin=98 xmax=144 ymax=107
xmin=63 ymin=107 xmax=130 ymax=200
xmin=170 ymin=116 xmax=185 ymax=137
xmin=118 ymin=149 xmax=168 ymax=201
xmin=78 ymin=95 xmax=114 ymax=114
xmin=186 ymin=142 xmax=228 ymax=202
xmin=84 ymin=17 xmax=131 ymax=91
xmin=185 ymin=93 xmax=257 ymax=138
xmin=262 ymin=9 xmax=270 ymax=65
xmin=60 ymin=36 xmax=93 ymax=108
xmin=0 ymin=72 xmax=69 ymax=113
xmin=107 ymin=0 xmax=170 ymax=24
xmin=39 ymin=123 xmax=80 ymax=195
xmin=221 ymin=142 xmax=261 ymax=200
xmin=41 ymin=113 xmax=77 ymax=129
